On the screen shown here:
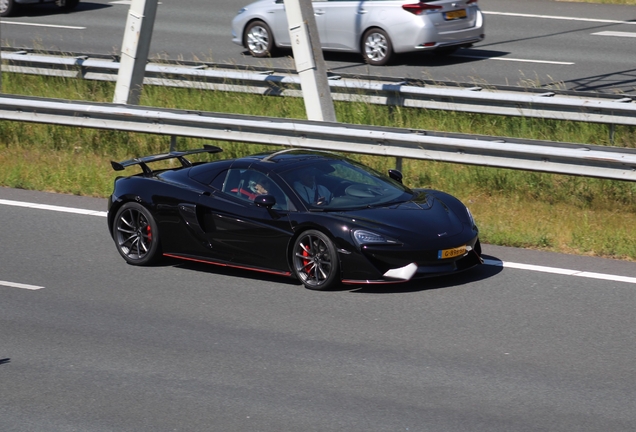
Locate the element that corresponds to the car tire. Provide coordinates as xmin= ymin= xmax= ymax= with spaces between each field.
xmin=0 ymin=0 xmax=19 ymax=17
xmin=55 ymin=0 xmax=80 ymax=10
xmin=244 ymin=20 xmax=276 ymax=58
xmin=361 ymin=28 xmax=393 ymax=66
xmin=292 ymin=230 xmax=340 ymax=290
xmin=112 ymin=202 xmax=162 ymax=266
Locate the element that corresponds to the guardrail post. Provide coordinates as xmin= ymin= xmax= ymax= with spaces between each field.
xmin=609 ymin=123 xmax=615 ymax=145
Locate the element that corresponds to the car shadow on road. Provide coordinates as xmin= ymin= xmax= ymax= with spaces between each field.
xmin=13 ymin=1 xmax=111 ymax=18
xmin=163 ymin=254 xmax=504 ymax=294
xmin=321 ymin=48 xmax=507 ymax=71
xmin=401 ymin=49 xmax=510 ymax=67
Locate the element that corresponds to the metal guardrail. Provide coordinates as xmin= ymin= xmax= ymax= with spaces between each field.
xmin=2 ymin=49 xmax=636 ymax=130
xmin=0 ymin=94 xmax=635 ymax=181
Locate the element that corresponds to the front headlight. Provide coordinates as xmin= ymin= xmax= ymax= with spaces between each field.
xmin=237 ymin=7 xmax=247 ymax=15
xmin=352 ymin=229 xmax=399 ymax=247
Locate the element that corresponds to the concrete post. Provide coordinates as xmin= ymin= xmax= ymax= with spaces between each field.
xmin=113 ymin=0 xmax=158 ymax=105
xmin=284 ymin=0 xmax=336 ymax=122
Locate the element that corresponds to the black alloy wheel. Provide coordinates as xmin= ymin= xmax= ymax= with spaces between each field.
xmin=113 ymin=202 xmax=161 ymax=266
xmin=292 ymin=230 xmax=340 ymax=290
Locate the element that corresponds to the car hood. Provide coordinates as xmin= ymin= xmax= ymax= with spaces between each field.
xmin=330 ymin=190 xmax=467 ymax=241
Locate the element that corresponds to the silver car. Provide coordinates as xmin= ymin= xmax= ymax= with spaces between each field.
xmin=231 ymin=0 xmax=485 ymax=66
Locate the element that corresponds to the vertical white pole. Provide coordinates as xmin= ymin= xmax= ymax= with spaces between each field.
xmin=113 ymin=0 xmax=158 ymax=105
xmin=283 ymin=0 xmax=336 ymax=122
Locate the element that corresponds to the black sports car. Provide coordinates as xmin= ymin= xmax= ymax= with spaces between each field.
xmin=108 ymin=146 xmax=482 ymax=290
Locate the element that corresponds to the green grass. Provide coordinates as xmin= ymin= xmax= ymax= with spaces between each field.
xmin=1 ymin=73 xmax=635 ymax=261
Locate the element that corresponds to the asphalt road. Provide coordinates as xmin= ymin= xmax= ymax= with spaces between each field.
xmin=2 ymin=187 xmax=636 ymax=431
xmin=1 ymin=0 xmax=635 ymax=93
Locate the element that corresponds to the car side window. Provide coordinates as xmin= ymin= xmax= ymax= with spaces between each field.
xmin=221 ymin=168 xmax=292 ymax=211
xmin=210 ymin=169 xmax=228 ymax=190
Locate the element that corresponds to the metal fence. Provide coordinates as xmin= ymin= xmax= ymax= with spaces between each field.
xmin=2 ymin=49 xmax=635 ymax=133
xmin=1 ymin=94 xmax=635 ymax=181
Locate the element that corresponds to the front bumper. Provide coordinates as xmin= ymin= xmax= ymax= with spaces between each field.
xmin=340 ymin=237 xmax=482 ymax=285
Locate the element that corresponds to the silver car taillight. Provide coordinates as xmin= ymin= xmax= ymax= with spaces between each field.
xmin=402 ymin=3 xmax=443 ymax=15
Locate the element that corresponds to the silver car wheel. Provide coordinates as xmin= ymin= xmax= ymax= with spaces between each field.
xmin=0 ymin=0 xmax=16 ymax=17
xmin=245 ymin=21 xmax=274 ymax=57
xmin=362 ymin=29 xmax=393 ymax=66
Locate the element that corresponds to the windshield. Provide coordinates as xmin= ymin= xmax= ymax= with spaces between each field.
xmin=279 ymin=158 xmax=413 ymax=210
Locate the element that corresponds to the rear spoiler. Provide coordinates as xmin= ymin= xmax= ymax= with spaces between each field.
xmin=110 ymin=145 xmax=223 ymax=175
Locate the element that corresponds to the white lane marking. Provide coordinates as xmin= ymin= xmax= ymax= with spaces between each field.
xmin=454 ymin=54 xmax=574 ymax=65
xmin=0 ymin=280 xmax=45 ymax=290
xmin=484 ymin=11 xmax=636 ymax=25
xmin=1 ymin=198 xmax=634 ymax=285
xmin=0 ymin=199 xmax=107 ymax=217
xmin=593 ymin=31 xmax=636 ymax=38
xmin=483 ymin=259 xmax=636 ymax=285
xmin=1 ymin=22 xmax=86 ymax=30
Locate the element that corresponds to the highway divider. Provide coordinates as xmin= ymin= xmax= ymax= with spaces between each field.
xmin=0 ymin=93 xmax=634 ymax=182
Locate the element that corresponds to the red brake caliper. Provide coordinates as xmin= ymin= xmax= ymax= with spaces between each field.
xmin=302 ymin=241 xmax=312 ymax=276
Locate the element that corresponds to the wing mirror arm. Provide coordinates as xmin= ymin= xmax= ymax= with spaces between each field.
xmin=253 ymin=194 xmax=282 ymax=219
xmin=254 ymin=194 xmax=276 ymax=209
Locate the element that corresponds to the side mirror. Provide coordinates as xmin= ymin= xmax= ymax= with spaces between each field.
xmin=388 ymin=169 xmax=403 ymax=184
xmin=254 ymin=194 xmax=276 ymax=209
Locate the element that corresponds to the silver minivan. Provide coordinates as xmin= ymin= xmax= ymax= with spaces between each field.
xmin=232 ymin=0 xmax=485 ymax=66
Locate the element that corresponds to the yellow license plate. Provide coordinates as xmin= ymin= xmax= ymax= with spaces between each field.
xmin=438 ymin=245 xmax=467 ymax=259
xmin=445 ymin=9 xmax=467 ymax=20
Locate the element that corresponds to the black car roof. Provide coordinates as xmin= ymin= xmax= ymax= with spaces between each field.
xmin=233 ymin=149 xmax=345 ymax=174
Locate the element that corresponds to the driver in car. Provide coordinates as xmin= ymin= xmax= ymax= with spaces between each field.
xmin=293 ymin=170 xmax=332 ymax=205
